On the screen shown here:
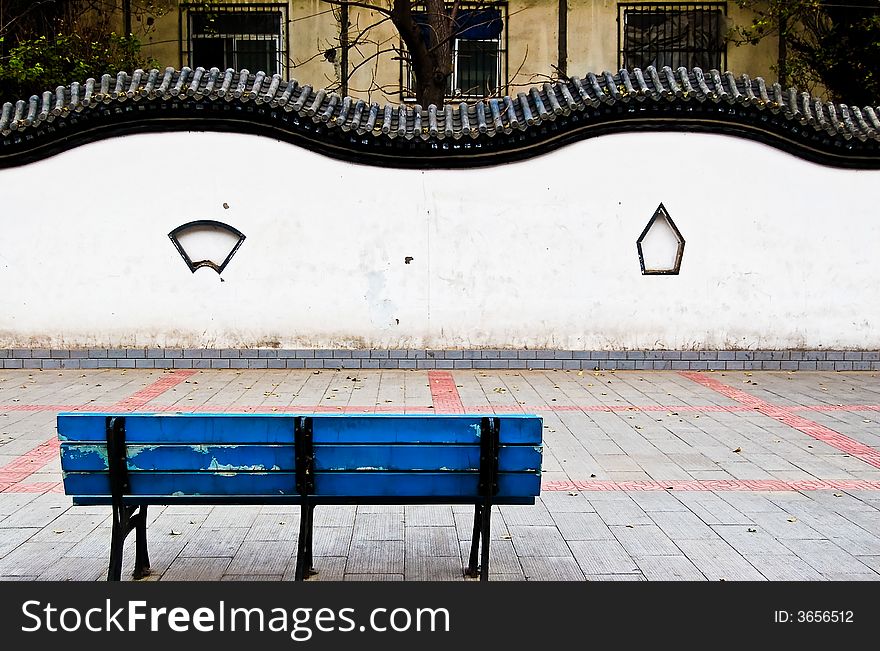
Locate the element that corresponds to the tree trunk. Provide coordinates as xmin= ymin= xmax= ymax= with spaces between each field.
xmin=392 ymin=0 xmax=457 ymax=106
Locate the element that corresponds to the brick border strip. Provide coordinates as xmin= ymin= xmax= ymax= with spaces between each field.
xmin=2 ymin=349 xmax=879 ymax=371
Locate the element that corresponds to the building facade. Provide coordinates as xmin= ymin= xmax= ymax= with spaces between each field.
xmin=136 ymin=1 xmax=778 ymax=104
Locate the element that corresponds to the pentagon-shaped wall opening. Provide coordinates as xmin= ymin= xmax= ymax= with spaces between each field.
xmin=637 ymin=204 xmax=685 ymax=275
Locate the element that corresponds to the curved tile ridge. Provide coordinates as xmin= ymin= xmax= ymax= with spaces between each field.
xmin=1 ymin=65 xmax=879 ymax=168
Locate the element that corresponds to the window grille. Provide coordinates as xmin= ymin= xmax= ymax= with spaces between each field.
xmin=618 ymin=3 xmax=727 ymax=72
xmin=181 ymin=3 xmax=289 ymax=76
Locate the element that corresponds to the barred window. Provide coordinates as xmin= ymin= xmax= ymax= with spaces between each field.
xmin=181 ymin=3 xmax=288 ymax=76
xmin=618 ymin=3 xmax=727 ymax=72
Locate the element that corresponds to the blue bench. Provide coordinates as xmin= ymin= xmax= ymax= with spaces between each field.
xmin=57 ymin=413 xmax=543 ymax=581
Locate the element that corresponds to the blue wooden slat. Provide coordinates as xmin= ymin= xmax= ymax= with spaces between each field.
xmin=61 ymin=471 xmax=540 ymax=498
xmin=58 ymin=414 xmax=296 ymax=443
xmin=60 ymin=443 xmax=296 ymax=472
xmin=314 ymin=472 xmax=541 ymax=498
xmin=314 ymin=445 xmax=541 ymax=472
xmin=57 ymin=414 xmax=542 ymax=444
xmin=62 ymin=472 xmax=298 ymax=496
xmin=311 ymin=416 xmax=542 ymax=444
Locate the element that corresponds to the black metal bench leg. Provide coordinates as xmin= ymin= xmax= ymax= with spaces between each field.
xmin=295 ymin=502 xmax=315 ymax=581
xmin=479 ymin=502 xmax=492 ymax=582
xmin=465 ymin=505 xmax=482 ymax=578
xmin=107 ymin=506 xmax=125 ymax=581
xmin=132 ymin=505 xmax=151 ymax=579
xmin=304 ymin=504 xmax=316 ymax=578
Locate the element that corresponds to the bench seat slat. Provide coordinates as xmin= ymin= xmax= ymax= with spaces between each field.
xmin=57 ymin=414 xmax=542 ymax=445
xmin=313 ymin=472 xmax=541 ymax=497
xmin=62 ymin=471 xmax=540 ymax=498
xmin=60 ymin=443 xmax=542 ymax=473
xmin=60 ymin=443 xmax=296 ymax=472
xmin=314 ymin=444 xmax=541 ymax=472
xmin=63 ymin=471 xmax=298 ymax=496
xmin=58 ymin=414 xmax=296 ymax=443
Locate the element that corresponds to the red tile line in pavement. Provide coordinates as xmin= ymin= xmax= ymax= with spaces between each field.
xmin=1 ymin=403 xmax=879 ymax=413
xmin=679 ymin=371 xmax=880 ymax=470
xmin=0 ymin=370 xmax=197 ymax=493
xmin=427 ymin=370 xmax=465 ymax=413
xmin=542 ymin=479 xmax=880 ymax=492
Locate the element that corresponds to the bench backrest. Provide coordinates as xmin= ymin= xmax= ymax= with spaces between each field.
xmin=58 ymin=413 xmax=543 ymax=505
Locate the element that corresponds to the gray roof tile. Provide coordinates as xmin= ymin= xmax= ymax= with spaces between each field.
xmin=1 ymin=66 xmax=879 ymax=168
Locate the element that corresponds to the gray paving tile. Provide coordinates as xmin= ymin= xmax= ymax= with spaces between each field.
xmin=649 ymin=511 xmax=718 ymax=540
xmin=346 ymin=541 xmax=404 ymax=574
xmin=743 ymin=554 xmax=826 ymax=581
xmin=406 ymin=526 xmax=459 ymax=557
xmin=162 ymin=557 xmax=231 ymax=581
xmin=780 ymin=539 xmax=877 ymax=576
xmin=748 ymin=512 xmax=825 ymax=540
xmin=590 ymin=499 xmax=653 ymax=526
xmin=405 ymin=555 xmax=465 ymax=581
xmin=289 ymin=556 xmax=346 ymax=581
xmin=227 ymin=542 xmax=293 ymax=575
xmin=520 ymin=556 xmax=586 ymax=581
xmin=539 ymin=492 xmax=595 ymax=513
xmin=344 ymin=574 xmax=404 ymax=581
xmin=245 ymin=515 xmax=301 ymax=542
xmin=30 ymin=513 xmax=106 ymax=543
xmin=0 ymin=527 xmax=38 ymax=556
xmin=0 ymin=542 xmax=75 ymax=576
xmin=552 ymin=512 xmax=615 ymax=540
xmin=611 ymin=524 xmax=681 ymax=556
xmin=508 ymin=525 xmax=571 ymax=557
xmin=202 ymin=506 xmax=259 ymax=529
xmin=673 ymin=493 xmax=756 ymax=525
xmin=674 ymin=539 xmax=766 ymax=581
xmin=711 ymin=525 xmax=793 ymax=556
xmin=457 ymin=539 xmax=523 ymax=575
xmin=628 ymin=491 xmax=690 ymax=512
xmin=353 ymin=513 xmax=404 ymax=541
xmin=313 ymin=505 xmax=357 ymax=528
xmin=499 ymin=503 xmax=554 ymax=526
xmin=37 ymin=555 xmax=107 ymax=581
xmin=312 ymin=527 xmax=353 ymax=557
xmin=404 ymin=505 xmax=456 ymax=527
xmin=0 ymin=495 xmax=70 ymax=528
xmin=569 ymin=540 xmax=639 ymax=575
xmin=179 ymin=527 xmax=248 ymax=557
xmin=635 ymin=555 xmax=707 ymax=581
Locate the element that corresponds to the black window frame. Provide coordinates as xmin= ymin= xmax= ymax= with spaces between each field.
xmin=180 ymin=2 xmax=289 ymax=76
xmin=617 ymin=2 xmax=727 ymax=72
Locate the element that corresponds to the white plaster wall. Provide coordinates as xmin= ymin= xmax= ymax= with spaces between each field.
xmin=0 ymin=130 xmax=878 ymax=350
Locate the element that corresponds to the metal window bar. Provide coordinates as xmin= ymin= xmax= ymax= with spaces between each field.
xmin=617 ymin=2 xmax=727 ymax=72
xmin=180 ymin=3 xmax=289 ymax=77
xmin=400 ymin=2 xmax=508 ymax=102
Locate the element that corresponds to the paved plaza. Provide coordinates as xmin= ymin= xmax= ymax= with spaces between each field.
xmin=1 ymin=367 xmax=879 ymax=581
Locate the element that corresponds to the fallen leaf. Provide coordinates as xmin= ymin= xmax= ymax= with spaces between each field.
xmin=747 ymin=528 xmax=757 ymax=533
xmin=625 ymin=524 xmax=634 ymax=528
xmin=169 ymin=530 xmax=182 ymax=536
xmin=577 ymin=371 xmax=584 ymax=377
xmin=787 ymin=517 xmax=797 ymax=523
xmin=733 ymin=447 xmax=742 ymax=453
xmin=53 ymin=530 xmax=65 ymax=534
xmin=567 ymin=492 xmax=578 ymax=497
xmin=833 ymin=493 xmax=843 ymax=498
xmin=590 ymin=473 xmax=597 ymax=478
xmin=501 ymin=534 xmax=512 ymax=540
